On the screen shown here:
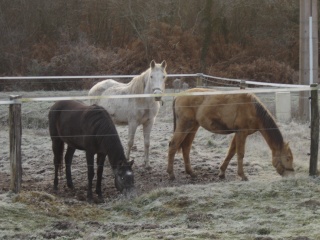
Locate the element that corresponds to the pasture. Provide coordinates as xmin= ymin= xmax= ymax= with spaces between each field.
xmin=0 ymin=89 xmax=319 ymax=239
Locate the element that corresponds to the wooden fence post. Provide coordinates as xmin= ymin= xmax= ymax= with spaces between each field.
xmin=9 ymin=95 xmax=22 ymax=193
xmin=309 ymin=84 xmax=319 ymax=176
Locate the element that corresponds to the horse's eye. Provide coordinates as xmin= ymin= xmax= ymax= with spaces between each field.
xmin=150 ymin=76 xmax=153 ymax=79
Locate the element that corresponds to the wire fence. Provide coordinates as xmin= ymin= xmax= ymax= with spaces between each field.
xmin=0 ymin=73 xmax=318 ymax=197
xmin=0 ymin=73 xmax=312 ymax=104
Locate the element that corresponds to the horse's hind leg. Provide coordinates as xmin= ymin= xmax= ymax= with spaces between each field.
xmin=52 ymin=139 xmax=64 ymax=190
xmin=142 ymin=119 xmax=154 ymax=169
xmin=65 ymin=146 xmax=76 ymax=189
xmin=167 ymin=130 xmax=189 ymax=180
xmin=219 ymin=133 xmax=248 ymax=181
xmin=181 ymin=126 xmax=199 ymax=178
xmin=219 ymin=135 xmax=236 ymax=179
xmin=95 ymin=154 xmax=105 ymax=199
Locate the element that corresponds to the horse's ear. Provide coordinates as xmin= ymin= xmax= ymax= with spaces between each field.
xmin=161 ymin=60 xmax=167 ymax=69
xmin=150 ymin=60 xmax=156 ymax=69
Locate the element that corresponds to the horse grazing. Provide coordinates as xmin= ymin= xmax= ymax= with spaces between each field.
xmin=49 ymin=100 xmax=134 ymax=202
xmin=88 ymin=60 xmax=167 ymax=169
xmin=167 ymin=88 xmax=294 ymax=181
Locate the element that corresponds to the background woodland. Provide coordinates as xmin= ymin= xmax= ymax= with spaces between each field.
xmin=0 ymin=0 xmax=315 ymax=90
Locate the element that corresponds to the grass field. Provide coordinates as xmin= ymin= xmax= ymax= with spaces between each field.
xmin=0 ymin=89 xmax=318 ymax=240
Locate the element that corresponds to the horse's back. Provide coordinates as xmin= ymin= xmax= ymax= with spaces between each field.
xmin=49 ymin=100 xmax=88 ymax=121
xmin=89 ymin=79 xmax=134 ymax=124
xmin=49 ymin=100 xmax=116 ymax=151
xmin=174 ymin=88 xmax=257 ymax=133
xmin=174 ymin=88 xmax=210 ymax=117
xmin=175 ymin=88 xmax=254 ymax=113
xmin=49 ymin=100 xmax=87 ymax=135
xmin=89 ymin=79 xmax=123 ymax=104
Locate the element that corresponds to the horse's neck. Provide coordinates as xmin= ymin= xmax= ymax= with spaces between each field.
xmin=108 ymin=151 xmax=126 ymax=169
xmin=254 ymin=100 xmax=284 ymax=153
xmin=103 ymin=137 xmax=127 ymax=169
xmin=258 ymin=125 xmax=284 ymax=153
xmin=142 ymin=72 xmax=153 ymax=94
xmin=126 ymin=71 xmax=148 ymax=94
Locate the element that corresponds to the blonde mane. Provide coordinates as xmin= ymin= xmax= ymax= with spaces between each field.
xmin=126 ymin=69 xmax=149 ymax=94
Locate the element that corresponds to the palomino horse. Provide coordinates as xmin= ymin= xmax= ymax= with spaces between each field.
xmin=167 ymin=88 xmax=294 ymax=181
xmin=49 ymin=100 xmax=134 ymax=202
xmin=89 ymin=60 xmax=167 ymax=169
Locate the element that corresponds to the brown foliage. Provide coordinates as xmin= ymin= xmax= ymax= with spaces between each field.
xmin=0 ymin=0 xmax=301 ymax=90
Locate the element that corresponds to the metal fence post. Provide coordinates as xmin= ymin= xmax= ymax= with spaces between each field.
xmin=196 ymin=73 xmax=203 ymax=87
xmin=309 ymin=84 xmax=319 ymax=176
xmin=240 ymin=80 xmax=246 ymax=89
xmin=9 ymin=95 xmax=22 ymax=193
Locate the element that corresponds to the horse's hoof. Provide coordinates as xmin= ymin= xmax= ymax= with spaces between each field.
xmin=218 ymin=174 xmax=226 ymax=179
xmin=241 ymin=176 xmax=249 ymax=181
xmin=169 ymin=174 xmax=176 ymax=181
xmin=87 ymin=196 xmax=94 ymax=203
xmin=144 ymin=164 xmax=152 ymax=170
xmin=190 ymin=173 xmax=197 ymax=179
xmin=96 ymin=195 xmax=104 ymax=204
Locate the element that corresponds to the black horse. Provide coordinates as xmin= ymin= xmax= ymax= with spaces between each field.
xmin=48 ymin=100 xmax=134 ymax=201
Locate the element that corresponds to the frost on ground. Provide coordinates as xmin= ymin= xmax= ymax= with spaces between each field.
xmin=0 ymin=90 xmax=318 ymax=239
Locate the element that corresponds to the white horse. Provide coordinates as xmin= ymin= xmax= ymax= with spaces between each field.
xmin=88 ymin=60 xmax=167 ymax=169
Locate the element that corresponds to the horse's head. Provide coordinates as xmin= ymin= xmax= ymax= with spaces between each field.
xmin=114 ymin=160 xmax=134 ymax=192
xmin=147 ymin=60 xmax=167 ymax=101
xmin=272 ymin=143 xmax=294 ymax=177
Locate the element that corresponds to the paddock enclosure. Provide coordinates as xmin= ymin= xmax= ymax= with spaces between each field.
xmin=0 ymin=77 xmax=320 ymax=239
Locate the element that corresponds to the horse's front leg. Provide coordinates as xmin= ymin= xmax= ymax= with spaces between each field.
xmin=86 ymin=152 xmax=95 ymax=202
xmin=235 ymin=133 xmax=248 ymax=181
xmin=142 ymin=119 xmax=154 ymax=169
xmin=96 ymin=154 xmax=105 ymax=199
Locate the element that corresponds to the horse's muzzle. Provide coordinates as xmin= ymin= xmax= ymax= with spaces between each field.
xmin=153 ymin=88 xmax=163 ymax=101
xmin=282 ymin=168 xmax=295 ymax=177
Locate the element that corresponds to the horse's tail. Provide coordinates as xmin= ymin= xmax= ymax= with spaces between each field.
xmin=172 ymin=98 xmax=177 ymax=132
xmin=48 ymin=105 xmax=64 ymax=173
xmin=172 ymin=97 xmax=182 ymax=153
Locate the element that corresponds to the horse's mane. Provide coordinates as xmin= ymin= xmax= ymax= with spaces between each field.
xmin=126 ymin=69 xmax=149 ymax=94
xmin=252 ymin=95 xmax=284 ymax=148
xmin=84 ymin=105 xmax=127 ymax=164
